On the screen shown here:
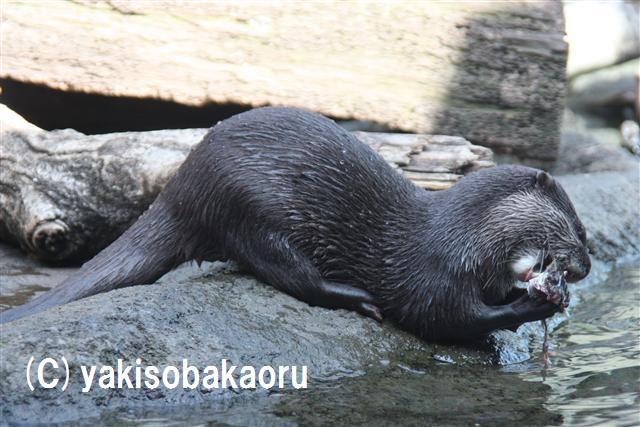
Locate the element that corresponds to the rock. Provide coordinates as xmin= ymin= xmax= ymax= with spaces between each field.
xmin=1 ymin=167 xmax=637 ymax=423
xmin=0 ymin=259 xmax=487 ymax=424
xmin=557 ymin=171 xmax=640 ymax=262
xmin=554 ymin=130 xmax=639 ymax=175
xmin=564 ymin=2 xmax=640 ymax=77
xmin=621 ymin=120 xmax=640 ymax=155
xmin=555 ymin=109 xmax=640 ymax=174
xmin=568 ymin=58 xmax=639 ymax=113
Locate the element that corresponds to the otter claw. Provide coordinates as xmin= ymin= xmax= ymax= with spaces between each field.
xmin=359 ymin=302 xmax=383 ymax=322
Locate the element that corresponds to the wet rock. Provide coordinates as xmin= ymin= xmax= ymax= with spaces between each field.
xmin=0 ymin=260 xmax=426 ymax=424
xmin=1 ymin=169 xmax=638 ymax=423
xmin=0 ymin=243 xmax=76 ymax=311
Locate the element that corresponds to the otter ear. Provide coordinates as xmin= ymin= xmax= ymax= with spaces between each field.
xmin=535 ymin=170 xmax=553 ymax=189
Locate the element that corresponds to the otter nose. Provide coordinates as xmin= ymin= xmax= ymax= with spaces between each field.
xmin=566 ymin=253 xmax=591 ymax=283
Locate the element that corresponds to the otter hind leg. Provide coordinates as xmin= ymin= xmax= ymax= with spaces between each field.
xmin=317 ymin=281 xmax=383 ymax=322
xmin=236 ymin=233 xmax=382 ymax=321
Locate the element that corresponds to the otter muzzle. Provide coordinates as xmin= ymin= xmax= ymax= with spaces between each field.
xmin=556 ymin=250 xmax=591 ymax=283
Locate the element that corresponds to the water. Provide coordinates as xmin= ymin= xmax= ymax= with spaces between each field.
xmin=99 ymin=259 xmax=639 ymax=426
xmin=522 ymin=260 xmax=640 ymax=426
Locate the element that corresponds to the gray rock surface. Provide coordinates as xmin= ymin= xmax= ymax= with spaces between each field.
xmin=557 ymin=171 xmax=640 ymax=262
xmin=568 ymin=58 xmax=639 ymax=112
xmin=554 ymin=130 xmax=639 ymax=175
xmin=1 ymin=170 xmax=638 ymax=423
xmin=621 ymin=120 xmax=640 ymax=155
xmin=554 ymin=109 xmax=640 ymax=175
xmin=1 ymin=261 xmax=484 ymax=424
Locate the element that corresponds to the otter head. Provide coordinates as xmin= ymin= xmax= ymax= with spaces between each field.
xmin=508 ymin=170 xmax=591 ymax=283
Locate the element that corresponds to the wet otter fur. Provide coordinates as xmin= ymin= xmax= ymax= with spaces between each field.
xmin=1 ymin=107 xmax=591 ymax=340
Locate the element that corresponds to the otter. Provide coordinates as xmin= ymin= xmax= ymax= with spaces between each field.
xmin=0 ymin=107 xmax=591 ymax=340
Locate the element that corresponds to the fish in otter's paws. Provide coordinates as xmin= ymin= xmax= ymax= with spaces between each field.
xmin=527 ymin=263 xmax=570 ymax=311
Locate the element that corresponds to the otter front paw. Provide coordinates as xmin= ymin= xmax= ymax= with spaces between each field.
xmin=511 ymin=293 xmax=561 ymax=324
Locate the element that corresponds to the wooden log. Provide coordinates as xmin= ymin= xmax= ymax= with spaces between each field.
xmin=0 ymin=0 xmax=565 ymax=167
xmin=0 ymin=106 xmax=493 ymax=263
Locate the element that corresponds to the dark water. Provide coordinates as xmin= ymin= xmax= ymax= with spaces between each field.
xmin=98 ymin=259 xmax=639 ymax=426
xmin=521 ymin=259 xmax=640 ymax=426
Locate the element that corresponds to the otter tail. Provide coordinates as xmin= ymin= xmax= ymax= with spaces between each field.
xmin=1 ymin=200 xmax=189 ymax=324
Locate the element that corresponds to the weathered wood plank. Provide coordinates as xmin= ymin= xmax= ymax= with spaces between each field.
xmin=0 ymin=0 xmax=565 ymax=166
